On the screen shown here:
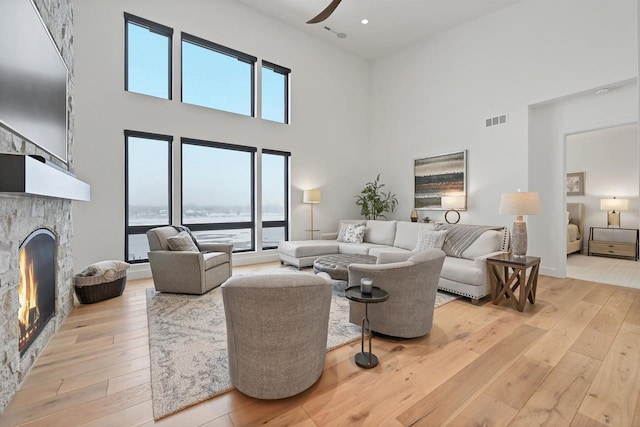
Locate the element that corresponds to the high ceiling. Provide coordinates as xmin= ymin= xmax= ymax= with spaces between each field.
xmin=236 ymin=0 xmax=520 ymax=60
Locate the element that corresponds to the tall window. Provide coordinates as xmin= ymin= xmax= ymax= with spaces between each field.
xmin=261 ymin=61 xmax=290 ymax=124
xmin=125 ymin=131 xmax=172 ymax=262
xmin=262 ymin=150 xmax=290 ymax=249
xmin=124 ymin=13 xmax=172 ymax=99
xmin=182 ymin=33 xmax=256 ymax=116
xmin=181 ymin=138 xmax=256 ymax=251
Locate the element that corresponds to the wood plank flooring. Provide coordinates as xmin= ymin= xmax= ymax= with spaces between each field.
xmin=1 ymin=262 xmax=640 ymax=426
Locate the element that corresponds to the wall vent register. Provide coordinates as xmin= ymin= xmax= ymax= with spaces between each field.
xmin=485 ymin=114 xmax=507 ymax=127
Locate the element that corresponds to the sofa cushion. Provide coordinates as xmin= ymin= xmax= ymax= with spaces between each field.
xmin=166 ymin=231 xmax=199 ymax=252
xmin=441 ymin=257 xmax=484 ymax=287
xmin=415 ymin=229 xmax=448 ymax=251
xmin=393 ymin=222 xmax=436 ymax=250
xmin=338 ymin=242 xmax=387 ymax=255
xmin=461 ymin=230 xmax=503 ymax=260
xmin=278 ymin=240 xmax=339 ymax=258
xmin=341 ymin=224 xmax=366 ymax=243
xmin=364 ymin=220 xmax=397 ymax=245
xmin=370 ymin=246 xmax=411 ymax=258
xmin=203 ymin=252 xmax=229 ymax=269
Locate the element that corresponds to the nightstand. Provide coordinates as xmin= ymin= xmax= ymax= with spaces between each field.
xmin=588 ymin=227 xmax=639 ymax=261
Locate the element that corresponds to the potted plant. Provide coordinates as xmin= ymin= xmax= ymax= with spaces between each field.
xmin=355 ymin=174 xmax=398 ymax=220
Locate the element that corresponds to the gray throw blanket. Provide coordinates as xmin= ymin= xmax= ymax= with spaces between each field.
xmin=436 ymin=224 xmax=504 ymax=258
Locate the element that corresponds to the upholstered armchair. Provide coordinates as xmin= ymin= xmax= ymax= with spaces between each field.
xmin=348 ymin=249 xmax=446 ymax=338
xmin=146 ymin=226 xmax=232 ymax=294
xmin=222 ymin=273 xmax=332 ymax=399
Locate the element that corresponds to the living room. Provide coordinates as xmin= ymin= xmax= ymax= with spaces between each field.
xmin=0 ymin=0 xmax=639 ymax=425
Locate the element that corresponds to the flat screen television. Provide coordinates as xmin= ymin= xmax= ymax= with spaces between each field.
xmin=0 ymin=0 xmax=68 ymax=163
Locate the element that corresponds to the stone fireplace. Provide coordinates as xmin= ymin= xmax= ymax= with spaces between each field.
xmin=0 ymin=0 xmax=75 ymax=413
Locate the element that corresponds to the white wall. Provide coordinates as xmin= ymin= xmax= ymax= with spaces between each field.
xmin=567 ymin=124 xmax=639 ymax=248
xmin=72 ymin=0 xmax=371 ymax=275
xmin=368 ymin=0 xmax=637 ymax=275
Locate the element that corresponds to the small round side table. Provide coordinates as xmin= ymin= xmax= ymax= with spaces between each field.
xmin=345 ymin=286 xmax=389 ymax=369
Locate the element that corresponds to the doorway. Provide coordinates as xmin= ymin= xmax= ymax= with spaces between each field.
xmin=565 ymin=123 xmax=640 ymax=288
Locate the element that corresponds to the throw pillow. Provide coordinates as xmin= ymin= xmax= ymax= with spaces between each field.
xmin=166 ymin=231 xmax=199 ymax=252
xmin=414 ymin=228 xmax=448 ymax=251
xmin=342 ymin=224 xmax=366 ymax=243
xmin=337 ymin=221 xmax=365 ymax=242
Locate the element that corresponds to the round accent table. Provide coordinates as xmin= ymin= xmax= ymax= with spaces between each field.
xmin=312 ymin=253 xmax=377 ymax=281
xmin=345 ymin=286 xmax=389 ymax=369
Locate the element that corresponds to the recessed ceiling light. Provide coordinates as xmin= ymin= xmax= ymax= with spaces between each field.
xmin=361 ymin=19 xmax=369 ymax=24
xmin=595 ymin=87 xmax=609 ymax=95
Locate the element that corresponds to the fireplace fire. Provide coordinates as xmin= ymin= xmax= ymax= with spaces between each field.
xmin=18 ymin=229 xmax=56 ymax=356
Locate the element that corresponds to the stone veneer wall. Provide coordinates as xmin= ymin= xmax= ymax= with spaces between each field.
xmin=0 ymin=0 xmax=74 ymax=412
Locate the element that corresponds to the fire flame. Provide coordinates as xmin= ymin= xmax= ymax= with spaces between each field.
xmin=18 ymin=248 xmax=40 ymax=349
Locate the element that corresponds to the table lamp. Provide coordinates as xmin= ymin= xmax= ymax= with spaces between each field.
xmin=303 ymin=189 xmax=321 ymax=239
xmin=600 ymin=197 xmax=628 ymax=228
xmin=499 ymin=191 xmax=542 ymax=257
xmin=441 ymin=196 xmax=466 ymax=224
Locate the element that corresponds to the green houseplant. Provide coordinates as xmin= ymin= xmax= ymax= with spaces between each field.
xmin=355 ymin=174 xmax=398 ymax=220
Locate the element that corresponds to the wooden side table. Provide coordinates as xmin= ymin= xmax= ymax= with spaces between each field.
xmin=486 ymin=253 xmax=540 ymax=312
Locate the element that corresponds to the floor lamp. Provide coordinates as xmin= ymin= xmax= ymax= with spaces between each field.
xmin=303 ymin=189 xmax=321 ymax=240
xmin=499 ymin=191 xmax=542 ymax=257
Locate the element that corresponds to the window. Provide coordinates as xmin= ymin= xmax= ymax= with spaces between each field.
xmin=124 ymin=13 xmax=173 ymax=99
xmin=182 ymin=33 xmax=256 ymax=116
xmin=125 ymin=131 xmax=172 ymax=262
xmin=261 ymin=61 xmax=290 ymax=124
xmin=262 ymin=150 xmax=290 ymax=249
xmin=181 ymin=138 xmax=256 ymax=251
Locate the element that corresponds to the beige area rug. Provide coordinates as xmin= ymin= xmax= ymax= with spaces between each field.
xmin=146 ymin=281 xmax=460 ymax=420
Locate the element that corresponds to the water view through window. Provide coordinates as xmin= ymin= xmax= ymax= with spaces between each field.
xmin=126 ymin=132 xmax=172 ymax=262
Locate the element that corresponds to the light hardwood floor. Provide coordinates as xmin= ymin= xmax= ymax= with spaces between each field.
xmin=2 ymin=261 xmax=640 ymax=426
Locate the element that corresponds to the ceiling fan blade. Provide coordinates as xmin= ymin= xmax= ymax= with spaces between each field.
xmin=306 ymin=0 xmax=343 ymax=24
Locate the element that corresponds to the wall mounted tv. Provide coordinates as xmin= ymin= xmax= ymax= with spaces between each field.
xmin=0 ymin=0 xmax=68 ymax=163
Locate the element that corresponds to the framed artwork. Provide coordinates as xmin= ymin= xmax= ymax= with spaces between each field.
xmin=414 ymin=150 xmax=467 ymax=210
xmin=566 ymin=172 xmax=585 ymax=196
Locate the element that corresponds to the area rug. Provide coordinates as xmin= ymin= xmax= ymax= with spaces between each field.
xmin=146 ymin=281 xmax=459 ymax=420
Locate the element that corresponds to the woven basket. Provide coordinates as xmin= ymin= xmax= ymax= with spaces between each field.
xmin=74 ymin=270 xmax=127 ymax=304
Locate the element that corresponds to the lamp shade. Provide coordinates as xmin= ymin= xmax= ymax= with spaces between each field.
xmin=441 ymin=195 xmax=466 ymax=210
xmin=600 ymin=198 xmax=628 ymax=211
xmin=303 ymin=189 xmax=321 ymax=204
xmin=499 ymin=192 xmax=542 ymax=216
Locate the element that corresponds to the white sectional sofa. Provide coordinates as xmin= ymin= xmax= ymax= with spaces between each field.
xmin=278 ymin=220 xmax=510 ymax=303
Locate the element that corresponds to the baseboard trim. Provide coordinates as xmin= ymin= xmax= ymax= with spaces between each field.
xmin=540 ymin=266 xmax=561 ymax=278
xmin=127 ymin=252 xmax=281 ymax=281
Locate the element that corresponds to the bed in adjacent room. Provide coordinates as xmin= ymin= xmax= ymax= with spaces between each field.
xmin=567 ymin=203 xmax=585 ymax=255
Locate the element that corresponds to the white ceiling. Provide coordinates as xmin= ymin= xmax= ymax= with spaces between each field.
xmin=235 ymin=0 xmax=520 ymax=60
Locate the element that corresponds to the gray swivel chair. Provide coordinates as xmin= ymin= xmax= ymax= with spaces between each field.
xmin=146 ymin=226 xmax=232 ymax=294
xmin=222 ymin=273 xmax=332 ymax=399
xmin=348 ymin=249 xmax=446 ymax=338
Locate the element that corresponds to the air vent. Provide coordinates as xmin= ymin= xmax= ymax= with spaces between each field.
xmin=486 ymin=114 xmax=507 ymax=127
